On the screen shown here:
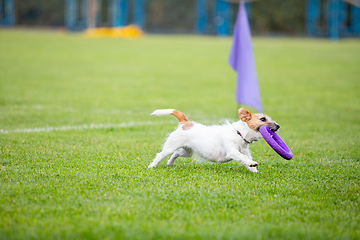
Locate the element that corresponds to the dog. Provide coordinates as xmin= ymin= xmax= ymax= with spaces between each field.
xmin=148 ymin=108 xmax=280 ymax=173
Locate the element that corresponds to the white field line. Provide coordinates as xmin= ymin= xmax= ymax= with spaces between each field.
xmin=0 ymin=118 xmax=234 ymax=134
xmin=0 ymin=121 xmax=170 ymax=134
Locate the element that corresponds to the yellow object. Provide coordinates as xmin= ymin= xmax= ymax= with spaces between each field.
xmin=84 ymin=25 xmax=143 ymax=39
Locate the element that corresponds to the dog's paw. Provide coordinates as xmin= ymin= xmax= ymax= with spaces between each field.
xmin=248 ymin=161 xmax=258 ymax=168
xmin=249 ymin=167 xmax=258 ymax=173
xmin=246 ymin=166 xmax=258 ymax=173
xmin=148 ymin=163 xmax=157 ymax=168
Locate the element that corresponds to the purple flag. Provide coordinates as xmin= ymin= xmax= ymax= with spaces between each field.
xmin=228 ymin=2 xmax=262 ymax=113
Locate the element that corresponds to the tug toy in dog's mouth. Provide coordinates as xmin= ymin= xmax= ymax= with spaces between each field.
xmin=259 ymin=125 xmax=293 ymax=160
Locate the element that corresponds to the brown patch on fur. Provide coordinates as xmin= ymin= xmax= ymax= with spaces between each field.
xmin=246 ymin=113 xmax=268 ymax=131
xmin=182 ymin=121 xmax=194 ymax=130
xmin=238 ymin=108 xmax=252 ymax=122
xmin=238 ymin=108 xmax=277 ymax=131
xmin=171 ymin=110 xmax=193 ymax=130
xmin=171 ymin=110 xmax=189 ymax=122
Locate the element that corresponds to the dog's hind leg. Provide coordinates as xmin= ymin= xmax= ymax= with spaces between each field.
xmin=148 ymin=134 xmax=185 ymax=168
xmin=167 ymin=147 xmax=192 ymax=167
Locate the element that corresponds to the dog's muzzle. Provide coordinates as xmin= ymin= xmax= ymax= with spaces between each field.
xmin=256 ymin=123 xmax=280 ymax=132
xmin=271 ymin=124 xmax=280 ymax=132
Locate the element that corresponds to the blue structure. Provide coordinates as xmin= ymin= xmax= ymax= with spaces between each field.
xmin=110 ymin=0 xmax=145 ymax=28
xmin=66 ymin=0 xmax=145 ymax=30
xmin=306 ymin=0 xmax=320 ymax=36
xmin=133 ymin=0 xmax=145 ymax=28
xmin=352 ymin=4 xmax=360 ymax=36
xmin=195 ymin=0 xmax=207 ymax=34
xmin=306 ymin=0 xmax=360 ymax=39
xmin=65 ymin=0 xmax=88 ymax=31
xmin=0 ymin=0 xmax=15 ymax=26
xmin=111 ymin=0 xmax=128 ymax=27
xmin=214 ymin=0 xmax=230 ymax=36
xmin=195 ymin=0 xmax=252 ymax=36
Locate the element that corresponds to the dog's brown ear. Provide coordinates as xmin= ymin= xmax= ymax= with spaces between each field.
xmin=238 ymin=108 xmax=252 ymax=122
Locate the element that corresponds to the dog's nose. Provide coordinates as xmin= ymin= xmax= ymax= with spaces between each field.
xmin=275 ymin=124 xmax=280 ymax=131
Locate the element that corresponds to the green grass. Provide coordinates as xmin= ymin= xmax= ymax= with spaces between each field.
xmin=0 ymin=29 xmax=360 ymax=239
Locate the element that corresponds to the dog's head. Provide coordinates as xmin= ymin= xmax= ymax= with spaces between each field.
xmin=238 ymin=108 xmax=280 ymax=132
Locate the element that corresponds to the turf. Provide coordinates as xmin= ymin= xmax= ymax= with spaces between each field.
xmin=0 ymin=29 xmax=359 ymax=240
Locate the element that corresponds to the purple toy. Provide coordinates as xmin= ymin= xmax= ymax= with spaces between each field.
xmin=259 ymin=125 xmax=293 ymax=160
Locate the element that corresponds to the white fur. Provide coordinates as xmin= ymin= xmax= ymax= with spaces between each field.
xmin=148 ymin=109 xmax=264 ymax=173
xmin=151 ymin=109 xmax=175 ymax=116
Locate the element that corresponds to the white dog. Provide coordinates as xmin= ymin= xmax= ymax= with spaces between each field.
xmin=148 ymin=108 xmax=280 ymax=173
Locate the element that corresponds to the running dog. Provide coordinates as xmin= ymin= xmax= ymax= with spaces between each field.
xmin=148 ymin=108 xmax=279 ymax=173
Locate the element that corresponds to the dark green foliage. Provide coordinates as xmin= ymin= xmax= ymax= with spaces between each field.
xmin=13 ymin=0 xmax=306 ymax=34
xmin=15 ymin=0 xmax=64 ymax=26
xmin=251 ymin=0 xmax=305 ymax=34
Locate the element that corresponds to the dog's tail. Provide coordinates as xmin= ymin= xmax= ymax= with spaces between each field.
xmin=151 ymin=109 xmax=189 ymax=122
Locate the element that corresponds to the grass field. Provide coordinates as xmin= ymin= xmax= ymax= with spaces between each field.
xmin=0 ymin=29 xmax=360 ymax=239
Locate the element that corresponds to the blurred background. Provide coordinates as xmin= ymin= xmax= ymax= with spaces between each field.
xmin=0 ymin=0 xmax=359 ymax=39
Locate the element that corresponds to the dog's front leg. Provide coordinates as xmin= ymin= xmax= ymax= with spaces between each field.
xmin=226 ymin=150 xmax=258 ymax=173
xmin=241 ymin=148 xmax=258 ymax=173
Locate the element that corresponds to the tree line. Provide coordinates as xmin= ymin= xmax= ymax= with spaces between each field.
xmin=14 ymin=0 xmax=305 ymax=34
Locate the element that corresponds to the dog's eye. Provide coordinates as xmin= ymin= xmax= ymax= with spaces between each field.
xmin=260 ymin=117 xmax=266 ymax=122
